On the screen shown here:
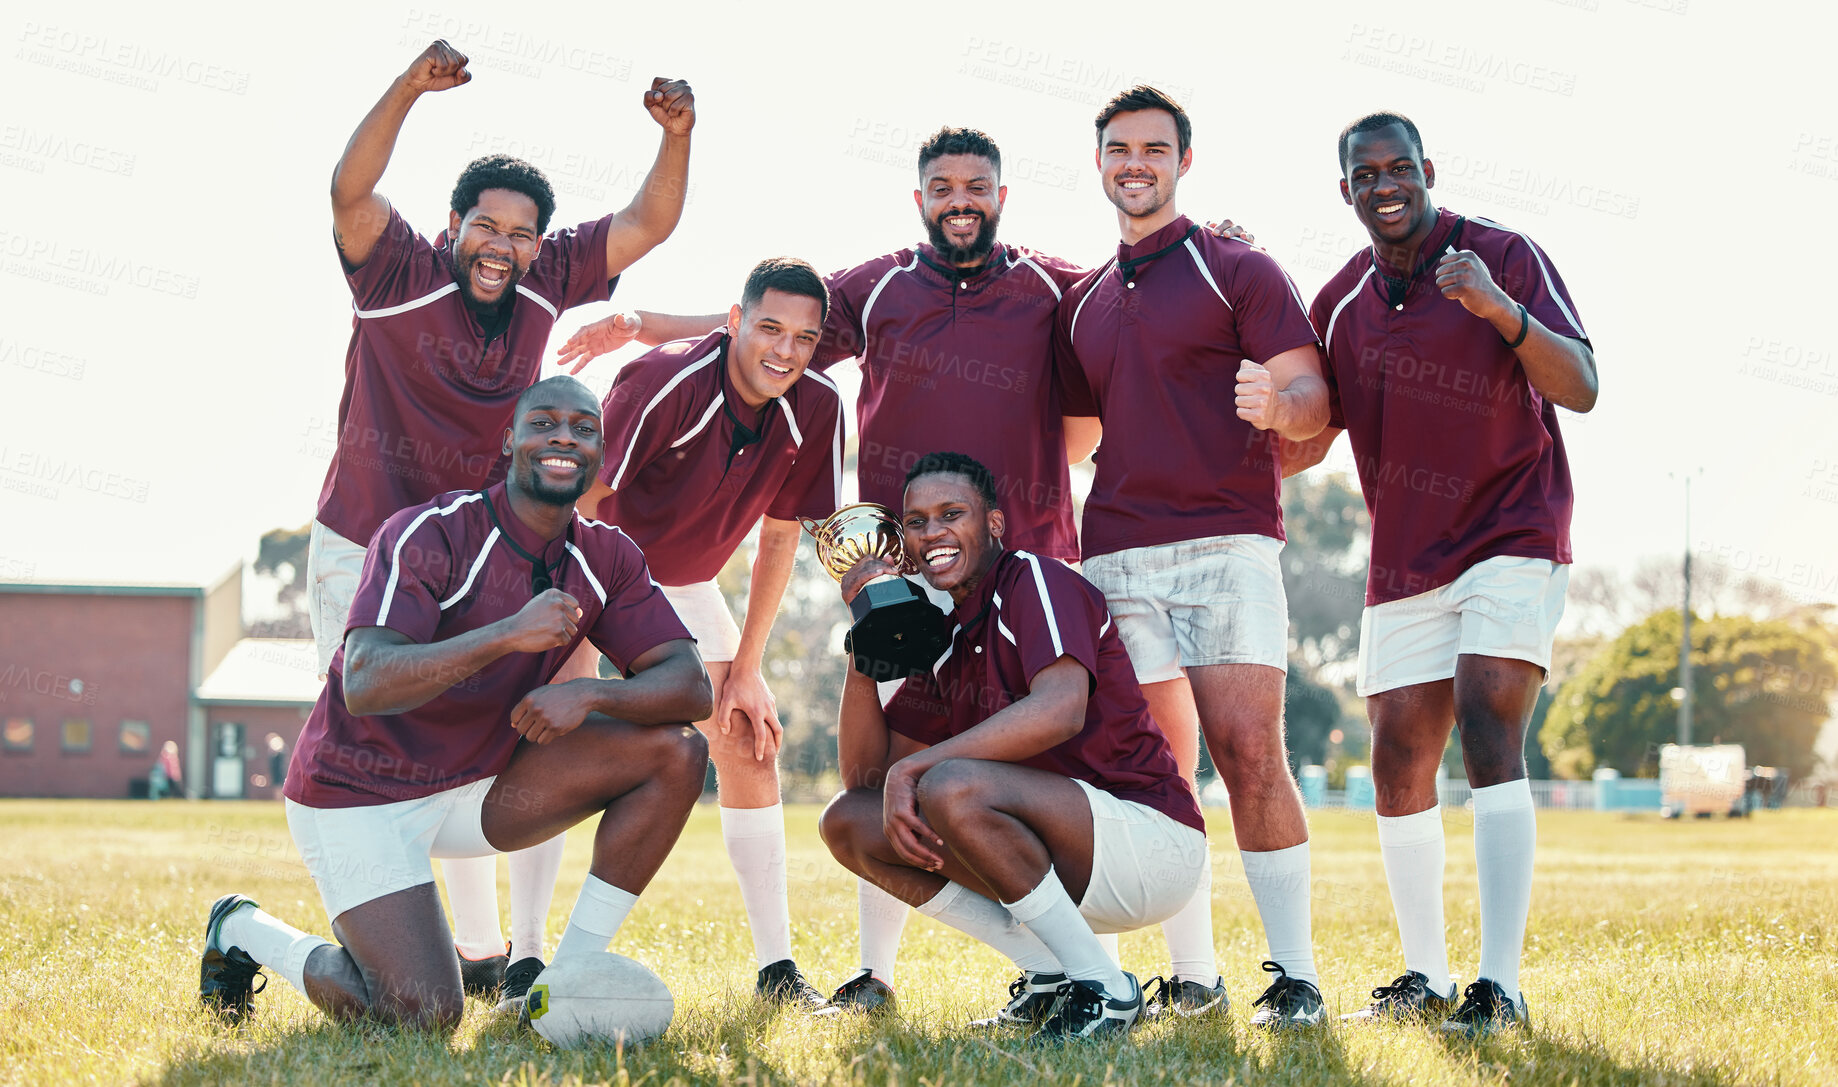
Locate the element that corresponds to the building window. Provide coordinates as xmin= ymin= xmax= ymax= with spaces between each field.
xmin=61 ymin=719 xmax=91 ymax=754
xmin=2 ymin=718 xmax=31 ymax=754
xmin=119 ymin=720 xmax=151 ymax=756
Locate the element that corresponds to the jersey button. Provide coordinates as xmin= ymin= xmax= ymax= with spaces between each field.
xmin=1394 ymin=303 xmax=1403 ymax=311
xmin=1126 ymin=281 xmax=1136 ymax=290
xmin=959 ymin=282 xmax=968 ymax=289
xmin=974 ymin=646 xmax=983 ymax=654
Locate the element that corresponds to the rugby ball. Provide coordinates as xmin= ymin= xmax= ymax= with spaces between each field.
xmin=526 ymin=952 xmax=674 ymax=1048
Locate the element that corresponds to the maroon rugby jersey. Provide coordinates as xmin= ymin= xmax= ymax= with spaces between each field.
xmin=285 ymin=481 xmax=690 ymax=808
xmin=315 ymin=206 xmax=617 ymax=545
xmin=814 ymin=243 xmax=1084 ymax=562
xmin=1055 ymin=216 xmax=1320 ymax=559
xmin=884 ymin=550 xmax=1204 ymax=833
xmin=1309 ymin=208 xmax=1588 ymax=605
xmin=589 ymin=330 xmax=844 ymax=586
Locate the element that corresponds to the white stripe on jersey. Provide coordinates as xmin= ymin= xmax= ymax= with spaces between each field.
xmin=857 ymin=253 xmax=920 ymax=341
xmin=611 ymin=343 xmax=723 ymax=488
xmin=514 ymin=284 xmax=558 ymax=320
xmin=1068 ymin=258 xmax=1118 ymax=342
xmin=774 ymin=398 xmax=805 ymax=448
xmin=564 ymin=542 xmax=608 ymax=605
xmin=439 ymin=528 xmax=500 ymax=610
xmin=1183 ymin=239 xmax=1231 ymax=309
xmin=1322 ymin=267 xmax=1377 ymax=363
xmin=1008 ymin=252 xmax=1064 ymax=301
xmin=672 ymin=394 xmax=725 ymax=450
xmin=1468 ymin=216 xmax=1588 ymax=339
xmin=352 ymin=282 xmax=460 ymax=319
xmin=803 ymin=368 xmax=845 ymax=508
xmin=1015 ymin=550 xmax=1064 ymax=659
xmin=377 ymin=491 xmax=483 ymax=627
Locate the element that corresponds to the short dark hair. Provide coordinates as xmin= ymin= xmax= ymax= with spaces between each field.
xmin=904 ymin=451 xmax=999 ymax=511
xmin=1337 ymin=111 xmax=1424 ymax=174
xmin=917 ymin=127 xmax=1002 ymax=181
xmin=740 ymin=257 xmax=830 ymax=324
xmin=513 ymin=374 xmax=598 ymax=418
xmin=1095 ymin=85 xmax=1192 ymax=156
xmin=451 ymin=154 xmax=557 ymax=234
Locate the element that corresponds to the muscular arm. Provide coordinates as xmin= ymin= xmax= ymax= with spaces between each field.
xmin=331 ymin=42 xmax=469 ymax=269
xmin=1280 ymin=427 xmax=1343 ymax=479
xmin=602 ymin=79 xmax=696 ymax=278
xmin=1063 ymin=416 xmax=1102 ymax=465
xmin=893 ymin=656 xmax=1088 ymax=775
xmin=343 ymin=624 xmax=519 ymax=717
xmin=718 ymin=517 xmax=802 ymax=759
xmin=836 ymin=668 xmax=928 ymax=789
xmin=1437 ymin=249 xmax=1598 ymax=413
xmin=553 ymin=309 xmax=728 ymax=370
xmin=575 ymin=638 xmax=712 ymax=724
xmin=1262 ymin=344 xmax=1332 ymax=441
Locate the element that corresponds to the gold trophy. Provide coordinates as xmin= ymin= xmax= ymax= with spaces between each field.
xmin=801 ymin=503 xmax=953 ymax=681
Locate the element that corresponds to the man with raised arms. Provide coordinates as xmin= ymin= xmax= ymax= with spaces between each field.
xmin=817 ymin=452 xmax=1206 ymax=1041
xmin=570 ymin=258 xmax=844 ymax=1007
xmin=1287 ymin=111 xmax=1597 ymax=1035
xmin=311 ymin=40 xmax=695 ymax=1000
xmin=1054 ymin=85 xmax=1330 ymax=1028
xmin=200 ymin=376 xmax=712 ymax=1029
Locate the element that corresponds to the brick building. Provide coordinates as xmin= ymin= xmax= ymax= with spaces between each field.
xmin=0 ymin=569 xmax=321 ymax=799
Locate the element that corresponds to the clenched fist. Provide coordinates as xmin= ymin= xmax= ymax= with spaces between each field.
xmin=501 ymin=589 xmax=582 ymax=654
xmin=645 ymin=77 xmax=695 ymax=136
xmin=402 ymin=40 xmax=471 ymax=95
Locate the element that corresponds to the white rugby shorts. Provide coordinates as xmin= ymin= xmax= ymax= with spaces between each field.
xmin=1357 ymin=555 xmax=1569 ymax=696
xmin=1073 ymin=780 xmax=1208 ymax=934
xmin=285 ymin=777 xmax=498 ymax=921
xmin=659 ymin=579 xmax=742 ymax=664
xmin=1082 ymin=534 xmax=1289 ymax=684
xmin=307 ymin=520 xmax=368 ymax=679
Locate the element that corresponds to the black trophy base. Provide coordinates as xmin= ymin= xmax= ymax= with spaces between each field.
xmin=846 ymin=577 xmax=952 ymax=682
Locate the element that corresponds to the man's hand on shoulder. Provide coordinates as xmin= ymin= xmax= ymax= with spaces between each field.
xmin=499 ymin=589 xmax=582 ymax=654
xmin=1204 ymin=218 xmax=1255 ymax=245
xmin=555 ymin=313 xmax=642 ymax=373
xmin=644 ymin=78 xmax=695 ymax=137
xmin=401 ymin=40 xmax=471 ymax=95
xmin=511 ymin=680 xmax=596 ymax=744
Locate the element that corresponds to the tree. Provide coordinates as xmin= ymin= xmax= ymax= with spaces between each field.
xmin=249 ymin=523 xmax=312 ymax=638
xmin=1541 ymin=610 xmax=1835 ymax=779
xmin=1279 ymin=473 xmax=1369 ymax=669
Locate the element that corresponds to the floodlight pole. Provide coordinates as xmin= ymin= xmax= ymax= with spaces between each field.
xmin=1679 ymin=474 xmax=1693 ymax=746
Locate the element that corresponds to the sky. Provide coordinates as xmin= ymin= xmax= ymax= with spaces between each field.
xmin=3 ymin=0 xmax=1834 ymax=616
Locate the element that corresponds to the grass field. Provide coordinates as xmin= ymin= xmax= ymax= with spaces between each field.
xmin=1 ymin=800 xmax=1833 ymax=1086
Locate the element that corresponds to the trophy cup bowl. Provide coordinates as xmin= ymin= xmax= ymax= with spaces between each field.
xmin=801 ymin=503 xmax=953 ymax=682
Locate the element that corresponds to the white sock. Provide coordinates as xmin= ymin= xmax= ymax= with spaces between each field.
xmin=553 ymin=875 xmax=638 ymax=963
xmin=508 ymin=833 xmax=565 ymax=964
xmin=1096 ymin=931 xmax=1121 ymax=968
xmin=1159 ymin=851 xmax=1219 ymax=983
xmin=1376 ymin=805 xmax=1453 ymax=995
xmin=1473 ymin=779 xmax=1536 ymax=1002
xmin=720 ymin=803 xmax=794 ymax=968
xmin=215 ymin=903 xmax=328 ymax=997
xmin=1003 ymin=868 xmax=1126 ymax=996
xmin=915 ymin=881 xmax=1059 ymax=975
xmin=857 ymin=877 xmax=910 ymax=983
xmin=439 ymin=854 xmax=505 ymax=959
xmin=1241 ymin=842 xmax=1319 ymax=988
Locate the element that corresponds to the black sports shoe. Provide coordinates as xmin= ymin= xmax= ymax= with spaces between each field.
xmin=1142 ymin=974 xmax=1229 ymax=1018
xmin=757 ymin=959 xmax=828 ymax=1009
xmin=494 ymin=956 xmax=546 ymax=1014
xmin=457 ymin=943 xmax=510 ymax=999
xmin=200 ymin=893 xmax=267 ymax=1023
xmin=813 ymin=968 xmax=896 ymax=1017
xmin=1341 ymin=970 xmax=1457 ymax=1023
xmin=971 ymin=970 xmax=1070 ymax=1028
xmin=1029 ymin=972 xmax=1143 ymax=1043
xmin=1439 ymin=979 xmax=1530 ymax=1037
xmin=1248 ymin=961 xmax=1327 ymax=1030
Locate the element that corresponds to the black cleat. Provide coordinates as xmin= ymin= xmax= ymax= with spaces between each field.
xmin=1143 ymin=973 xmax=1229 ymax=1019
xmin=1342 ymin=970 xmax=1457 ymax=1023
xmin=1439 ymin=979 xmax=1530 ymax=1037
xmin=971 ymin=970 xmax=1070 ymax=1028
xmin=494 ymin=956 xmax=546 ymax=1015
xmin=457 ymin=943 xmax=510 ymax=999
xmin=1029 ymin=972 xmax=1143 ymax=1043
xmin=1249 ymin=961 xmax=1327 ymax=1030
xmin=200 ymin=894 xmax=267 ymax=1024
xmin=757 ymin=958 xmax=828 ymax=1009
xmin=813 ymin=968 xmax=896 ymax=1017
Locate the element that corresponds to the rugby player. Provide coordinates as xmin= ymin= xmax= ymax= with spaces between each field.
xmin=311 ymin=40 xmax=695 ymax=999
xmin=200 ymin=377 xmax=712 ymax=1029
xmin=570 ymin=258 xmax=844 ymax=1007
xmin=817 ymin=453 xmax=1206 ymax=1041
xmin=1287 ymin=111 xmax=1596 ymax=1035
xmin=554 ymin=128 xmax=1247 ymax=1011
xmin=1055 ymin=86 xmax=1330 ymax=1027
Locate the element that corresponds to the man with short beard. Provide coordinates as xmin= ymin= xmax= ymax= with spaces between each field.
xmin=1055 ymin=85 xmax=1330 ymax=1029
xmin=201 ymin=376 xmax=712 ymax=1031
xmin=310 ymin=40 xmax=696 ymax=1002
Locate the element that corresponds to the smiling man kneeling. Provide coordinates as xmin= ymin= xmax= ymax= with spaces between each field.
xmin=818 ymin=452 xmax=1207 ymax=1042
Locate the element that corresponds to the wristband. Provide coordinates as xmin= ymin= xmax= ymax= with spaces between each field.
xmin=1502 ymin=303 xmax=1530 ymax=349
